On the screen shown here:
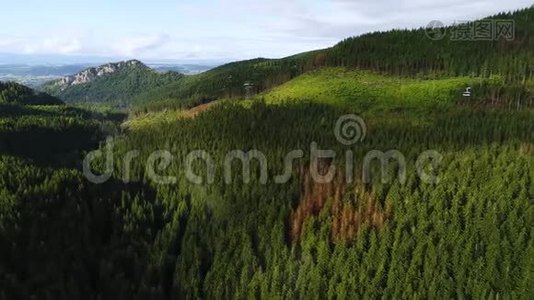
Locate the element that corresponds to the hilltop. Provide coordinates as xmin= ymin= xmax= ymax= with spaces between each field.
xmin=49 ymin=60 xmax=147 ymax=90
xmin=42 ymin=60 xmax=184 ymax=104
xmin=0 ymin=81 xmax=63 ymax=105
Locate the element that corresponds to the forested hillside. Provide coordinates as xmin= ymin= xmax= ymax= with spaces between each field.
xmin=0 ymin=104 xmax=122 ymax=164
xmin=133 ymin=7 xmax=534 ymax=110
xmin=0 ymin=82 xmax=63 ymax=105
xmin=1 ymin=6 xmax=533 ymax=299
xmin=327 ymin=8 xmax=534 ymax=80
xmin=132 ymin=51 xmax=323 ymax=109
xmin=42 ymin=60 xmax=184 ymax=104
xmin=2 ymin=100 xmax=531 ymax=298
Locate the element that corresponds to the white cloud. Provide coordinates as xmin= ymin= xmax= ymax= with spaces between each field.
xmin=30 ymin=37 xmax=82 ymax=54
xmin=0 ymin=0 xmax=531 ymax=62
xmin=111 ymin=34 xmax=171 ymax=57
xmin=0 ymin=35 xmax=83 ymax=55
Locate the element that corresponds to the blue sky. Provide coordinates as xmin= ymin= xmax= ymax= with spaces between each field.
xmin=1 ymin=0 xmax=532 ymax=64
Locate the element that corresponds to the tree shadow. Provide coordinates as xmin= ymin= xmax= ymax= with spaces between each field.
xmin=0 ymin=104 xmax=127 ymax=167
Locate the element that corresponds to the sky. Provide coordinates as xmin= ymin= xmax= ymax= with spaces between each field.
xmin=0 ymin=0 xmax=532 ymax=64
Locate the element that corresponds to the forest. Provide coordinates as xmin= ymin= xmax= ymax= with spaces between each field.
xmin=1 ymin=79 xmax=533 ymax=299
xmin=0 ymin=5 xmax=533 ymax=300
xmin=0 ymin=82 xmax=63 ymax=106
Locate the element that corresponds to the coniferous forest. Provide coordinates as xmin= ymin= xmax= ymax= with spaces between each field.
xmin=0 ymin=5 xmax=533 ymax=300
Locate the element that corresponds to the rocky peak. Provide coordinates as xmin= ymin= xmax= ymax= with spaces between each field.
xmin=54 ymin=60 xmax=149 ymax=90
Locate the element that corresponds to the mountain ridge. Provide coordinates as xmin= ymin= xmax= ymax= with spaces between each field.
xmin=50 ymin=59 xmax=147 ymax=91
xmin=42 ymin=59 xmax=184 ymax=104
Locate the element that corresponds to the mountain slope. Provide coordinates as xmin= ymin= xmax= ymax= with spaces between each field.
xmin=135 ymin=7 xmax=534 ymax=110
xmin=0 ymin=81 xmax=63 ymax=105
xmin=130 ymin=52 xmax=323 ymax=109
xmin=131 ymin=66 xmax=534 ymax=124
xmin=261 ymin=68 xmax=534 ymax=110
xmin=327 ymin=8 xmax=534 ymax=80
xmin=42 ymin=60 xmax=184 ymax=104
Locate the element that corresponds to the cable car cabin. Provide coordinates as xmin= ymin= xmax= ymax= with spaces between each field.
xmin=243 ymin=82 xmax=255 ymax=99
xmin=463 ymin=87 xmax=472 ymax=97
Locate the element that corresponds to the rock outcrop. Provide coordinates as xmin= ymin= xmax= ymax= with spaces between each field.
xmin=52 ymin=60 xmax=147 ymax=91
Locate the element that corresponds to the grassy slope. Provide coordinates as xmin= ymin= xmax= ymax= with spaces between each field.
xmin=123 ymin=100 xmax=225 ymax=130
xmin=125 ymin=68 xmax=488 ymax=130
xmin=260 ymin=68 xmax=481 ymax=111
